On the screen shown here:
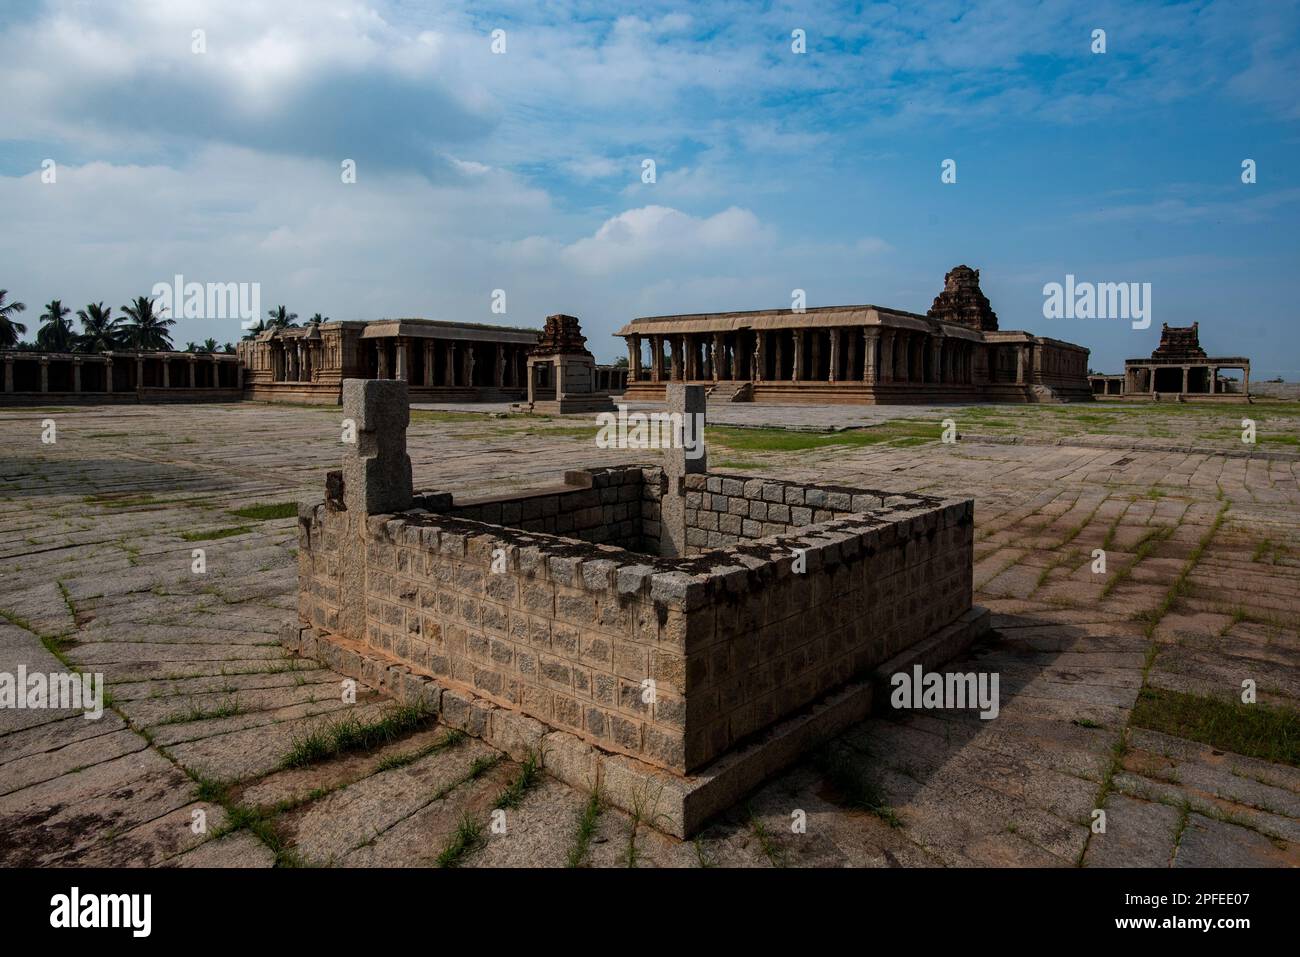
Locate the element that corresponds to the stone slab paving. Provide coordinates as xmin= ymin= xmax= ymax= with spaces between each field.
xmin=0 ymin=400 xmax=1296 ymax=867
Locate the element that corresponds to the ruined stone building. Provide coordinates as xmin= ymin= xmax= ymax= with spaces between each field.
xmin=1089 ymin=322 xmax=1251 ymax=400
xmin=617 ymin=266 xmax=1093 ymax=404
xmin=1 ymin=349 xmax=242 ymax=404
xmin=238 ymin=318 xmax=629 ymax=405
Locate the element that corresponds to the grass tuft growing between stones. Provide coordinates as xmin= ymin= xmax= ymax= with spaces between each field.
xmin=816 ymin=747 xmax=902 ymax=827
xmin=493 ymin=748 xmax=543 ymax=810
xmin=181 ymin=525 xmax=254 ymax=542
xmin=157 ymin=697 xmax=241 ymax=725
xmin=229 ymin=502 xmax=298 ymax=521
xmin=373 ymin=727 xmax=466 ymax=772
xmin=565 ymin=789 xmax=604 ymax=868
xmin=436 ymin=813 xmax=485 ymax=867
xmin=1131 ymin=688 xmax=1300 ymax=767
xmin=280 ymin=704 xmax=432 ymax=768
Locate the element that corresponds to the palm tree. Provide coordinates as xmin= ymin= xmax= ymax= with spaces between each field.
xmin=202 ymin=338 xmax=218 ymax=353
xmin=183 ymin=342 xmax=199 ymax=353
xmin=0 ymin=290 xmax=26 ymax=348
xmin=241 ymin=318 xmax=266 ymax=341
xmin=267 ymin=305 xmax=298 ymax=328
xmin=76 ymin=302 xmax=121 ymax=352
xmin=36 ymin=300 xmax=75 ymax=352
xmin=120 ymin=295 xmax=175 ymax=351
xmin=309 ymin=313 xmax=328 ymax=324
xmin=222 ymin=342 xmax=235 ymax=354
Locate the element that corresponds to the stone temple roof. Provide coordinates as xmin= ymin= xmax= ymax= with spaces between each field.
xmin=1151 ymin=323 xmax=1207 ymax=360
xmin=926 ymin=265 xmax=999 ymax=332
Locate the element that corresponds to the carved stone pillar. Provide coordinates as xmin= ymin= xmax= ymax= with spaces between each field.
xmin=864 ymin=328 xmax=879 ymax=384
xmin=792 ymin=330 xmax=803 ymax=383
xmin=395 ymin=339 xmax=408 ymax=382
xmin=828 ymin=329 xmax=838 ymax=382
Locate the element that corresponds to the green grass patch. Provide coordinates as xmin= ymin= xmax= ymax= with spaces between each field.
xmin=85 ymin=493 xmax=165 ymax=509
xmin=229 ymin=502 xmax=298 ymax=520
xmin=708 ymin=420 xmax=942 ymax=454
xmin=181 ymin=525 xmax=254 ymax=542
xmin=410 ymin=410 xmax=497 ymax=423
xmin=280 ymin=704 xmax=432 ymax=768
xmin=1131 ymin=687 xmax=1300 ymax=766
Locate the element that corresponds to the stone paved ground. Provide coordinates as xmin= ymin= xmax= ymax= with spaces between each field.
xmin=1 ymin=400 xmax=1297 ymax=867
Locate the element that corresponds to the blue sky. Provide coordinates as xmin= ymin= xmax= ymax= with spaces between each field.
xmin=1 ymin=0 xmax=1297 ymax=373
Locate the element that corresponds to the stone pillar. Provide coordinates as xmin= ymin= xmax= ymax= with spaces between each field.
xmin=659 ymin=383 xmax=706 ymax=558
xmin=774 ymin=333 xmax=783 ymax=383
xmin=863 ymin=328 xmax=879 ymax=383
xmin=187 ymin=357 xmax=196 ymax=388
xmin=1210 ymin=367 xmax=1216 ymax=394
xmin=846 ymin=328 xmax=856 ymax=383
xmin=211 ymin=356 xmax=220 ymax=388
xmin=462 ymin=343 xmax=475 ymax=388
xmin=335 ymin=379 xmax=414 ymax=641
xmin=39 ymin=358 xmax=49 ymax=393
xmin=628 ymin=336 xmax=641 ymax=380
xmin=424 ymin=341 xmax=434 ymax=386
xmin=753 ymin=331 xmax=764 ymax=382
xmin=711 ymin=334 xmax=722 ymax=383
xmin=878 ymin=331 xmax=892 ymax=383
xmin=395 ymin=340 xmax=408 ymax=382
xmin=792 ymin=330 xmax=803 ymax=383
xmin=495 ymin=344 xmax=505 ymax=387
xmin=160 ymin=359 xmax=168 ymax=389
xmin=1015 ymin=345 xmax=1025 ymax=385
xmin=669 ymin=336 xmax=681 ymax=382
xmin=1181 ymin=366 xmax=1189 ymax=394
xmin=377 ymin=344 xmax=389 ymax=380
xmin=73 ymin=360 xmax=82 ymax=393
xmin=650 ymin=336 xmax=662 ymax=383
xmin=3 ymin=356 xmax=12 ymax=392
xmin=446 ymin=341 xmax=457 ymax=386
xmin=810 ymin=331 xmax=821 ymax=382
xmin=828 ymin=329 xmax=839 ymax=382
xmin=929 ymin=338 xmax=942 ymax=384
xmin=1149 ymin=367 xmax=1157 ymax=396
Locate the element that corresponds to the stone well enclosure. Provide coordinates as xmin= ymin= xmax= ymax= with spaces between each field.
xmin=284 ymin=379 xmax=988 ymax=835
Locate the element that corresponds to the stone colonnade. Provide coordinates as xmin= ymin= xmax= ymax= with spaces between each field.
xmin=2 ymin=352 xmax=237 ymax=393
xmin=1124 ymin=361 xmax=1251 ymax=396
xmin=369 ymin=338 xmax=531 ymax=389
xmin=624 ymin=327 xmax=981 ymax=386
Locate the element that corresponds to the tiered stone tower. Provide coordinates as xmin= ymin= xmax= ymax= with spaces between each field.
xmin=926 ymin=264 xmax=999 ymax=332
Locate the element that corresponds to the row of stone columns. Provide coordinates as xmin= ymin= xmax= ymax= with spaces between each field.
xmin=373 ymin=338 xmax=529 ymax=389
xmin=2 ymin=354 xmax=231 ymax=392
xmin=627 ymin=328 xmax=978 ymax=386
xmin=1124 ymin=363 xmax=1250 ymax=396
xmin=268 ymin=340 xmax=317 ymax=382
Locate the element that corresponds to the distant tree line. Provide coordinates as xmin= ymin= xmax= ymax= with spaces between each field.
xmin=0 ymin=289 xmax=324 ymax=355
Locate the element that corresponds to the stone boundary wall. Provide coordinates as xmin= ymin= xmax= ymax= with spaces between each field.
xmin=443 ymin=465 xmax=662 ymax=552
xmin=683 ymin=473 xmax=918 ymax=552
xmin=297 ymin=472 xmax=970 ymax=775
